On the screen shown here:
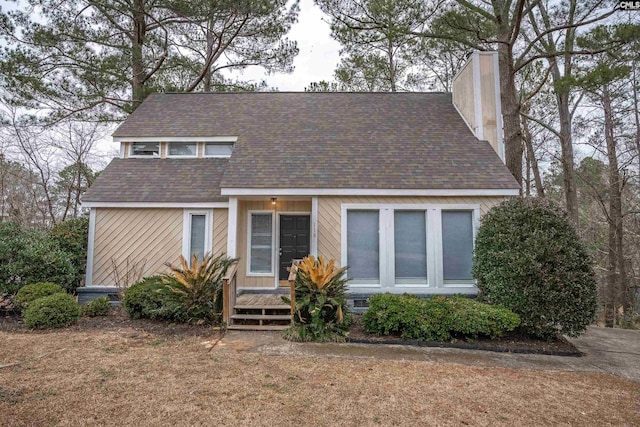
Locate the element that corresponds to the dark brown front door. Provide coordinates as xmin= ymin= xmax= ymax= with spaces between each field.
xmin=279 ymin=215 xmax=310 ymax=281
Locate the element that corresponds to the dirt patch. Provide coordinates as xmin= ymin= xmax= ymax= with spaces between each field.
xmin=0 ymin=321 xmax=638 ymax=427
xmin=347 ymin=316 xmax=580 ymax=356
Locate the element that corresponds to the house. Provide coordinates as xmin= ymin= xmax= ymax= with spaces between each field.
xmin=80 ymin=51 xmax=519 ymax=328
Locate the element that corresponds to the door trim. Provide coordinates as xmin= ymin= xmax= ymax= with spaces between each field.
xmin=275 ymin=212 xmax=311 ymax=287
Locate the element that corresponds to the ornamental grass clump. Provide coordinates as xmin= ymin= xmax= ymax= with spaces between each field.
xmin=282 ymin=255 xmax=350 ymax=342
xmin=162 ymin=252 xmax=238 ymax=324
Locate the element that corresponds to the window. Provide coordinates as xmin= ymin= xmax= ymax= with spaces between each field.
xmin=248 ymin=213 xmax=273 ymax=274
xmin=394 ymin=211 xmax=427 ymax=284
xmin=346 ymin=210 xmax=380 ymax=284
xmin=183 ymin=210 xmax=211 ymax=263
xmin=168 ymin=142 xmax=197 ymax=157
xmin=342 ymin=204 xmax=477 ymax=289
xmin=204 ymin=142 xmax=234 ymax=157
xmin=442 ymin=211 xmax=474 ymax=283
xmin=130 ymin=142 xmax=160 ymax=157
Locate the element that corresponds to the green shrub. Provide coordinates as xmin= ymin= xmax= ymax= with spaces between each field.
xmin=0 ymin=222 xmax=76 ymax=295
xmin=473 ymin=198 xmax=598 ymax=338
xmin=83 ymin=296 xmax=111 ymax=317
xmin=49 ymin=217 xmax=89 ymax=291
xmin=362 ymin=294 xmax=520 ymax=341
xmin=161 ymin=253 xmax=238 ymax=323
xmin=282 ymin=255 xmax=351 ymax=342
xmin=14 ymin=282 xmax=65 ymax=312
xmin=23 ymin=293 xmax=80 ymax=329
xmin=122 ymin=276 xmax=188 ymax=322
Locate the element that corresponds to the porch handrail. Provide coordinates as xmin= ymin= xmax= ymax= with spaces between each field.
xmin=222 ymin=262 xmax=238 ymax=325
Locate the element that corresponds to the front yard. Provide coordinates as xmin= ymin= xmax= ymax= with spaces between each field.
xmin=1 ymin=316 xmax=638 ymax=426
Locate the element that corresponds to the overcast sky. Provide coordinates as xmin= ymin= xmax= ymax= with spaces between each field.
xmin=234 ymin=0 xmax=341 ymax=91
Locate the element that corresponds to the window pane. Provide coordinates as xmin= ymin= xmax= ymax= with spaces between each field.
xmin=190 ymin=215 xmax=206 ymax=261
xmin=347 ymin=210 xmax=379 ymax=283
xmin=442 ymin=211 xmax=474 ymax=281
xmin=169 ymin=142 xmax=197 ymax=156
xmin=250 ymin=213 xmax=272 ymax=273
xmin=131 ymin=142 xmax=159 ymax=156
xmin=205 ymin=143 xmax=234 ymax=156
xmin=394 ymin=211 xmax=427 ymax=283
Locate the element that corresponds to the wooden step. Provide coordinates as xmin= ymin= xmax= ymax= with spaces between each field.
xmin=231 ymin=314 xmax=291 ymax=320
xmin=233 ymin=304 xmax=290 ymax=310
xmin=227 ymin=324 xmax=288 ymax=331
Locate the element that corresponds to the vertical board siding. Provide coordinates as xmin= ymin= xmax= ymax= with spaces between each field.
xmin=479 ymin=53 xmax=498 ymax=155
xmin=452 ymin=62 xmax=476 ymax=130
xmin=317 ymin=196 xmax=507 ymax=265
xmin=92 ymin=208 xmax=183 ymax=286
xmin=237 ymin=199 xmax=312 ymax=288
xmin=213 ymin=208 xmax=228 ymax=257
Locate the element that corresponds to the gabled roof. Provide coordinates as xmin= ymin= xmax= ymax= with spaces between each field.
xmin=82 ymin=158 xmax=228 ymax=203
xmin=112 ymin=92 xmax=519 ymax=192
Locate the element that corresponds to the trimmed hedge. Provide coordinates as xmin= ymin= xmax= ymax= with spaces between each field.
xmin=121 ymin=277 xmax=188 ymax=322
xmin=83 ymin=296 xmax=111 ymax=317
xmin=362 ymin=294 xmax=520 ymax=341
xmin=473 ymin=198 xmax=598 ymax=338
xmin=14 ymin=282 xmax=65 ymax=312
xmin=23 ymin=293 xmax=80 ymax=329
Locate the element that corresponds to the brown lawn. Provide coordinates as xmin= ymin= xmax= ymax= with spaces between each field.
xmin=1 ymin=318 xmax=639 ymax=427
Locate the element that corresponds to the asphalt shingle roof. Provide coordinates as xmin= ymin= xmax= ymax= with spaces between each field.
xmin=83 ymin=158 xmax=228 ymax=203
xmin=88 ymin=92 xmax=519 ymax=202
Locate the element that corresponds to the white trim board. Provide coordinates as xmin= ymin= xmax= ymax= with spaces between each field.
xmin=81 ymin=202 xmax=229 ymax=209
xmin=84 ymin=208 xmax=97 ymax=287
xmin=221 ymin=188 xmax=519 ymax=197
xmin=114 ymin=136 xmax=238 ymax=143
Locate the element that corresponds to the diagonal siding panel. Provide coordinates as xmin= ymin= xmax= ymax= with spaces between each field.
xmin=92 ymin=208 xmax=183 ymax=286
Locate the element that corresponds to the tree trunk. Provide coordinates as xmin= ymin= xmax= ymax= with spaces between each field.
xmin=203 ymin=19 xmax=214 ymax=92
xmin=388 ymin=39 xmax=397 ymax=92
xmin=131 ymin=0 xmax=147 ymax=108
xmin=497 ymin=42 xmax=524 ymax=188
xmin=557 ymin=89 xmax=579 ymax=226
xmin=521 ymin=104 xmax=544 ymax=196
xmin=603 ymin=86 xmax=627 ymax=326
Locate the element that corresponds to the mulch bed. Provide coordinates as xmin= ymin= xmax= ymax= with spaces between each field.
xmin=346 ymin=316 xmax=582 ymax=357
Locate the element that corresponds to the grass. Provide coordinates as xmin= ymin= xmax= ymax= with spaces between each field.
xmin=1 ymin=315 xmax=639 ymax=426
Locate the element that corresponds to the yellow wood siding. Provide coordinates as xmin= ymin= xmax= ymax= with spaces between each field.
xmin=92 ymin=208 xmax=183 ymax=286
xmin=213 ymin=208 xmax=228 ymax=257
xmin=479 ymin=53 xmax=498 ymax=155
xmin=452 ymin=61 xmax=476 ymax=130
xmin=237 ymin=199 xmax=311 ymax=288
xmin=317 ymin=196 xmax=507 ymax=265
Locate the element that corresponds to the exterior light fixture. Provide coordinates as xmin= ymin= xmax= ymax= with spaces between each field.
xmin=271 ymin=197 xmax=277 ymax=205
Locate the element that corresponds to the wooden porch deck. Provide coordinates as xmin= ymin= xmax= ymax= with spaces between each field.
xmin=234 ymin=293 xmax=289 ymax=309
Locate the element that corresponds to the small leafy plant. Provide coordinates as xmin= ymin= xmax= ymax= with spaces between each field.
xmin=162 ymin=252 xmax=238 ymax=323
xmin=83 ymin=296 xmax=111 ymax=317
xmin=14 ymin=282 xmax=65 ymax=312
xmin=282 ymin=255 xmax=350 ymax=342
xmin=122 ymin=276 xmax=187 ymax=322
xmin=23 ymin=293 xmax=80 ymax=329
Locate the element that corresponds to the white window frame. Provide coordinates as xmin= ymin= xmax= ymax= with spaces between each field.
xmin=129 ymin=141 xmax=161 ymax=158
xmin=203 ymin=141 xmax=235 ymax=158
xmin=341 ymin=203 xmax=480 ymax=293
xmin=246 ymin=210 xmax=276 ymax=277
xmin=182 ymin=210 xmax=213 ymax=260
xmin=167 ymin=141 xmax=199 ymax=158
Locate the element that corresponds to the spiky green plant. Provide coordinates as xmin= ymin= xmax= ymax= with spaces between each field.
xmin=282 ymin=255 xmax=351 ymax=342
xmin=162 ymin=252 xmax=237 ymax=323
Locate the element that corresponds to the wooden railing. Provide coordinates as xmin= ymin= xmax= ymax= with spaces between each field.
xmin=288 ymin=259 xmax=301 ymax=324
xmin=222 ymin=262 xmax=238 ymax=325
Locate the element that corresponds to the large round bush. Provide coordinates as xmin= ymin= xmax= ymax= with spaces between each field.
xmin=14 ymin=282 xmax=65 ymax=312
xmin=23 ymin=293 xmax=80 ymax=329
xmin=122 ymin=277 xmax=187 ymax=322
xmin=473 ymin=198 xmax=598 ymax=338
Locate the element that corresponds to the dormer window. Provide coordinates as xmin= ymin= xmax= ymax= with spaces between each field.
xmin=204 ymin=142 xmax=234 ymax=158
xmin=130 ymin=142 xmax=159 ymax=157
xmin=168 ymin=142 xmax=197 ymax=157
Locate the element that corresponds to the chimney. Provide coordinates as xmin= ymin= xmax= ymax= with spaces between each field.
xmin=452 ymin=51 xmax=504 ymax=161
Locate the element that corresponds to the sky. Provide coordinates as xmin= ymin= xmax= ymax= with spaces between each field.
xmin=231 ymin=0 xmax=341 ymax=91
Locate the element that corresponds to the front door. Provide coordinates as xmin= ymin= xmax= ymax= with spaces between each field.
xmin=279 ymin=215 xmax=310 ymax=281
